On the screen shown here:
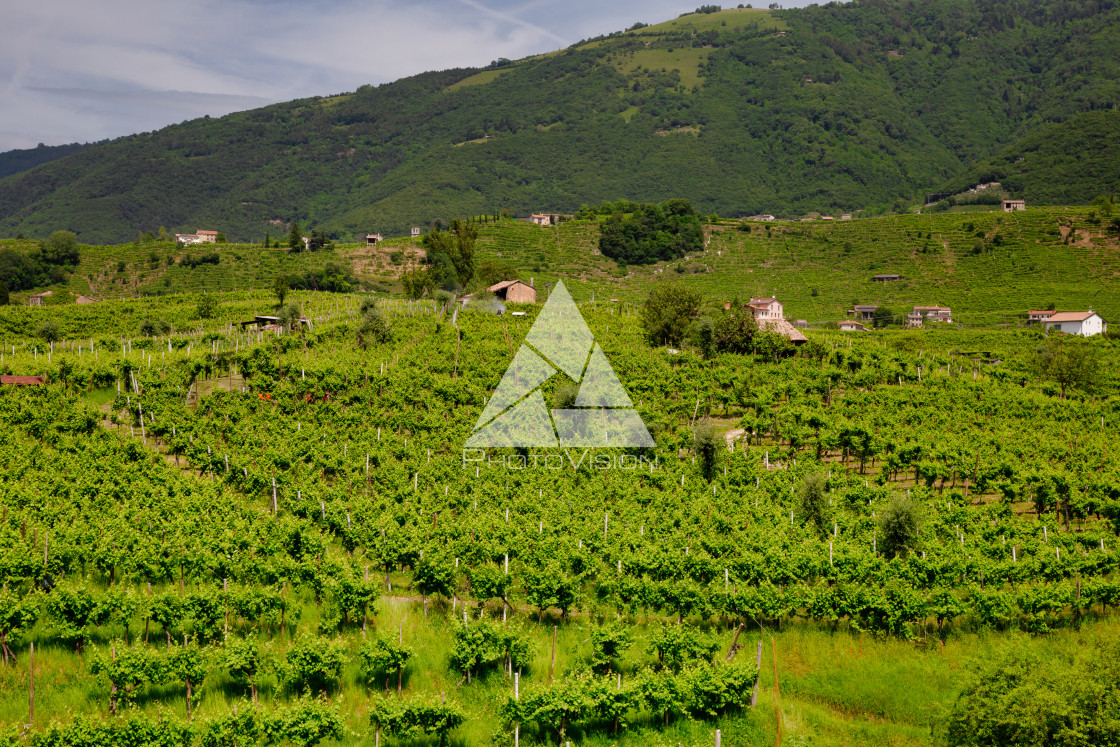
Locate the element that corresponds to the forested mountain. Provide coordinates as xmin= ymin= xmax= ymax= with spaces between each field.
xmin=0 ymin=141 xmax=93 ymax=181
xmin=1 ymin=0 xmax=1119 ymax=243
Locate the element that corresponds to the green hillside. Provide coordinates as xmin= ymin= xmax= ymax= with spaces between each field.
xmin=935 ymin=110 xmax=1120 ymax=205
xmin=2 ymin=0 xmax=1120 ymax=243
xmin=10 ymin=207 xmax=1120 ymax=329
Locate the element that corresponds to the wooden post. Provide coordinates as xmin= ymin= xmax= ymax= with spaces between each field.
xmin=549 ymin=625 xmax=557 ymax=685
xmin=772 ymin=637 xmax=781 ymax=746
xmin=514 ymin=672 xmax=520 ymax=747
xmin=28 ymin=642 xmax=34 ymax=728
xmin=398 ymin=621 xmax=403 ymax=695
xmin=749 ymin=641 xmax=763 ymax=707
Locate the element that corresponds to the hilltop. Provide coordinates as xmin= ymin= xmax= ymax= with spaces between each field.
xmin=9 ymin=206 xmax=1119 ymax=328
xmin=2 ymin=0 xmax=1120 ymax=243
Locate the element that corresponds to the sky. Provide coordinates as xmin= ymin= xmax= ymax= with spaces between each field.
xmin=0 ymin=0 xmax=812 ymax=153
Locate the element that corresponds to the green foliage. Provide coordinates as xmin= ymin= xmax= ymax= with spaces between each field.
xmin=449 ymin=619 xmax=530 ymax=680
xmin=942 ymin=641 xmax=1120 ymax=746
xmin=589 ymin=620 xmax=634 ymax=672
xmin=224 ymin=635 xmax=266 ymax=702
xmin=877 ymin=494 xmax=922 ymax=559
xmin=413 ymin=553 xmax=455 ymax=601
xmin=692 ymin=423 xmax=721 ymax=481
xmin=1033 ymin=334 xmax=1102 ymax=398
xmin=371 ymin=696 xmax=465 ymax=745
xmin=872 ymin=306 xmax=895 ymax=328
xmin=797 ymin=471 xmax=830 ymax=535
xmin=278 ymin=303 xmax=302 ymax=330
xmin=647 ymin=624 xmax=718 ymax=672
xmin=0 ymin=280 xmax=7 ymax=306
xmin=196 ymin=293 xmax=218 ymax=319
xmin=597 ymin=199 xmax=704 ymax=265
xmin=88 ymin=641 xmax=166 ymax=712
xmin=139 ymin=318 xmax=171 ymax=337
xmin=359 ymin=634 xmax=412 ymax=684
xmin=273 ymin=275 xmax=289 ymax=306
xmin=423 ymin=219 xmax=478 ymax=288
xmin=523 ymin=564 xmax=580 ymax=621
xmin=642 ymin=282 xmax=701 ymax=347
xmin=288 ymin=222 xmax=303 ymax=251
xmin=687 ymin=315 xmax=716 ymax=359
xmin=281 ymin=635 xmax=347 ymax=694
xmin=713 ymin=300 xmax=757 ymax=354
xmin=356 ymin=306 xmax=392 ymax=348
xmin=475 ymin=258 xmax=518 ymax=288
xmin=552 ymin=380 xmax=579 ymax=409
xmin=36 ymin=319 xmax=62 ymax=343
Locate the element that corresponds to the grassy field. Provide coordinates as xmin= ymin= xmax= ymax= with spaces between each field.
xmin=5 ymin=206 xmax=1120 ymax=329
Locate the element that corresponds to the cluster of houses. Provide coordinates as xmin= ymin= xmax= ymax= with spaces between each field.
xmin=838 ymin=303 xmax=1107 ymax=336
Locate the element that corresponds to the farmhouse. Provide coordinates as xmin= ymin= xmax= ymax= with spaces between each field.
xmin=1027 ymin=310 xmax=1055 ymax=324
xmin=748 ymin=297 xmax=783 ymax=321
xmin=488 ymin=279 xmax=536 ymax=304
xmin=850 ymin=304 xmax=878 ymax=320
xmin=1001 ymin=200 xmax=1026 ymax=212
xmin=176 ymin=229 xmax=219 ymax=245
xmin=365 ymin=233 xmax=383 ymax=246
xmin=908 ymin=305 xmax=952 ymax=327
xmin=725 ymin=297 xmax=805 ymax=344
xmin=872 ymin=273 xmax=901 ymax=282
xmin=1043 ymin=311 xmax=1107 ymax=337
xmin=839 ymin=320 xmax=869 ymax=332
xmin=29 ymin=291 xmax=53 ymax=307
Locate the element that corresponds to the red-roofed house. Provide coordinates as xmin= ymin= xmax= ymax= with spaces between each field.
xmin=196 ymin=230 xmax=219 ymax=243
xmin=748 ymin=297 xmax=783 ymax=321
xmin=1027 ymin=310 xmax=1055 ymax=325
xmin=1043 ymin=311 xmax=1107 ymax=337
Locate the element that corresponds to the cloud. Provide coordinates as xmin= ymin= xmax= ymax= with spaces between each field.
xmin=0 ymin=0 xmax=817 ymax=152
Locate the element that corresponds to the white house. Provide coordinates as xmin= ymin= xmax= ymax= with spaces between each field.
xmin=411 ymin=227 xmax=421 ymax=237
xmin=1043 ymin=311 xmax=1107 ymax=337
xmin=748 ymin=297 xmax=783 ymax=320
xmin=839 ymin=320 xmax=869 ymax=332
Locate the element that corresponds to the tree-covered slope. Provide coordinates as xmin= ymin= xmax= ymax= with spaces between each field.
xmin=1 ymin=0 xmax=1120 ymax=243
xmin=0 ymin=141 xmax=93 ymax=181
xmin=936 ymin=110 xmax=1120 ymax=204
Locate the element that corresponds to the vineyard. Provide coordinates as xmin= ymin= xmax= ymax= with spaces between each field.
xmin=0 ymin=287 xmax=1118 ymax=746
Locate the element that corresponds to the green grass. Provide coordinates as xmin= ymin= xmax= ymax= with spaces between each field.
xmin=608 ymin=47 xmax=710 ymax=90
xmin=445 ymin=68 xmax=516 ymax=92
xmin=636 ymin=8 xmax=788 ymax=35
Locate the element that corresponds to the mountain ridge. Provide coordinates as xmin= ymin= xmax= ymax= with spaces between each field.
xmin=2 ymin=0 xmax=1120 ymax=243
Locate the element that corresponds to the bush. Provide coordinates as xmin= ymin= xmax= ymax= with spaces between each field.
xmin=693 ymin=424 xmax=721 ymax=481
xmin=36 ymin=319 xmax=62 ymax=343
xmin=282 ymin=635 xmax=346 ymax=694
xmin=197 ymin=293 xmax=218 ymax=319
xmin=357 ymin=308 xmax=392 ymax=348
xmin=877 ymin=494 xmax=922 ymax=558
xmin=139 ymin=319 xmax=171 ymax=337
xmin=796 ymin=472 xmax=830 ymax=535
xmin=641 ymin=282 xmax=701 ymax=347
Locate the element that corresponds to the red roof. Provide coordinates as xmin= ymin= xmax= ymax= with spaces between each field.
xmin=1044 ymin=311 xmax=1097 ymax=323
xmin=488 ymin=280 xmax=528 ymax=292
xmin=197 ymin=230 xmax=218 ymax=235
xmin=1 ymin=375 xmax=46 ymax=385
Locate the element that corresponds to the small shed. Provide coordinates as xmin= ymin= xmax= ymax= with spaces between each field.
xmin=488 ymin=279 xmax=536 ymax=304
xmin=29 ymin=291 xmax=53 ymax=307
xmin=411 ymin=227 xmax=421 ymax=237
xmin=872 ymin=274 xmax=901 ymax=282
xmin=839 ymin=320 xmax=869 ymax=332
xmin=366 ymin=233 xmax=383 ymax=246
xmin=1001 ymin=200 xmax=1026 ymax=212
